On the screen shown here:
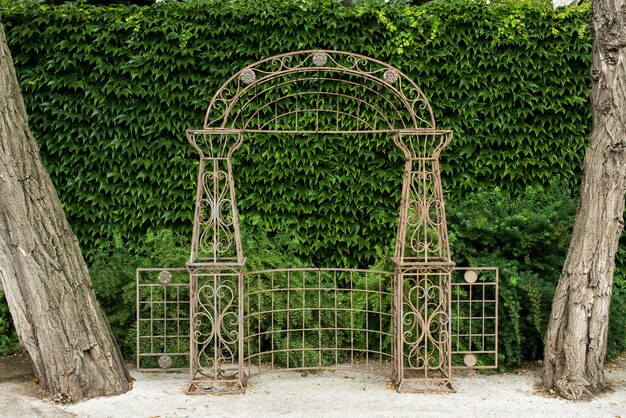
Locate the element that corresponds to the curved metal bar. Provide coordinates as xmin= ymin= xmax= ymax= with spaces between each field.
xmin=230 ymin=75 xmax=407 ymax=131
xmin=203 ymin=50 xmax=436 ymax=130
xmin=211 ymin=67 xmax=431 ymax=130
xmin=238 ymin=90 xmax=396 ymax=131
xmin=242 ymin=267 xmax=395 ymax=379
xmin=256 ymin=108 xmax=376 ymax=132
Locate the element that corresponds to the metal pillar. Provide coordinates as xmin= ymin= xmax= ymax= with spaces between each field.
xmin=392 ymin=131 xmax=455 ymax=392
xmin=185 ymin=130 xmax=247 ymax=394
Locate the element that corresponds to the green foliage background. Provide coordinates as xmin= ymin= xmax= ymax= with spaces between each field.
xmin=0 ymin=0 xmax=624 ymax=364
xmin=0 ymin=291 xmax=21 ymax=356
xmin=0 ymin=0 xmax=594 ymax=265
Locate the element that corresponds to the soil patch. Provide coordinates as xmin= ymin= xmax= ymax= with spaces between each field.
xmin=0 ymin=352 xmax=34 ymax=382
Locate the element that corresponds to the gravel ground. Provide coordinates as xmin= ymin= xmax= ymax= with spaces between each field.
xmin=1 ymin=355 xmax=624 ymax=418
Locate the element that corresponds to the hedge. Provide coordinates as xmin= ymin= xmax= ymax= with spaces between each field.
xmin=0 ymin=0 xmax=595 ymax=267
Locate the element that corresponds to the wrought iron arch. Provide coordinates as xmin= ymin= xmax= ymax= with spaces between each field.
xmin=203 ymin=50 xmax=436 ymax=132
xmin=136 ymin=50 xmax=498 ymax=397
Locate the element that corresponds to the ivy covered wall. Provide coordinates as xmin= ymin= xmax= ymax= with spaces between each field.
xmin=1 ymin=0 xmax=592 ymax=266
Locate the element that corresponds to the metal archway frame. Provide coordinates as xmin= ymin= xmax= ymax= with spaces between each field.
xmin=135 ymin=50 xmax=498 ymax=394
xmin=203 ymin=50 xmax=436 ymax=132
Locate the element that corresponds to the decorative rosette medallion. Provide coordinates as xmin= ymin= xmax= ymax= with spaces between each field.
xmin=158 ymin=355 xmax=172 ymax=369
xmin=240 ymin=69 xmax=256 ymax=85
xmin=383 ymin=68 xmax=399 ymax=84
xmin=312 ymin=52 xmax=327 ymax=67
xmin=158 ymin=270 xmax=172 ymax=285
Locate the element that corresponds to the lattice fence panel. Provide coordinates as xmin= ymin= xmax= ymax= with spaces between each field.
xmin=451 ymin=267 xmax=498 ymax=369
xmin=136 ymin=268 xmax=190 ymax=371
xmin=243 ymin=268 xmax=395 ymax=377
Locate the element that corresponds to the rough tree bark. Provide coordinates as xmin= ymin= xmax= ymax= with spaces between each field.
xmin=543 ymin=0 xmax=626 ymax=401
xmin=0 ymin=24 xmax=132 ymax=402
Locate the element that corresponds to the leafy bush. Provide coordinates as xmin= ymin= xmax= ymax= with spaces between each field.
xmin=95 ymin=182 xmax=624 ymax=368
xmin=362 ymin=181 xmax=600 ymax=368
xmin=91 ymin=220 xmax=312 ymax=358
xmin=446 ymin=181 xmax=626 ymax=366
xmin=89 ymin=229 xmax=189 ymax=357
xmin=94 ymin=222 xmax=394 ymax=366
xmin=0 ymin=292 xmax=21 ymax=356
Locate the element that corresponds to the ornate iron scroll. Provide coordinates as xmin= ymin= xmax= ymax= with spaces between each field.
xmin=392 ymin=131 xmax=455 ymax=392
xmin=186 ymin=264 xmax=245 ymax=394
xmin=187 ymin=131 xmax=244 ymax=264
xmin=203 ymin=50 xmax=436 ymax=133
xmin=186 ymin=130 xmax=247 ymax=394
xmin=394 ymin=132 xmax=453 ymax=264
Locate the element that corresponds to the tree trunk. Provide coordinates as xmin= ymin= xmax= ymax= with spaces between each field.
xmin=0 ymin=24 xmax=132 ymax=402
xmin=543 ymin=0 xmax=626 ymax=401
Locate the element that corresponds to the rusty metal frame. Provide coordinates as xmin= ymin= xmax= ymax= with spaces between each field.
xmin=203 ymin=50 xmax=436 ymax=132
xmin=135 ymin=268 xmax=498 ymax=374
xmin=186 ymin=263 xmax=246 ymax=394
xmin=243 ymin=268 xmax=395 ymax=378
xmin=136 ymin=268 xmax=190 ymax=371
xmin=137 ymin=50 xmax=498 ymax=395
xmin=391 ymin=130 xmax=456 ymax=392
xmin=451 ymin=267 xmax=499 ymax=369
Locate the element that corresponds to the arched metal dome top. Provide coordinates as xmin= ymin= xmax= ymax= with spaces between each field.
xmin=203 ymin=50 xmax=436 ymax=132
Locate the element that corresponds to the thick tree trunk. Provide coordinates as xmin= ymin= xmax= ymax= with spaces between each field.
xmin=0 ymin=24 xmax=132 ymax=402
xmin=543 ymin=0 xmax=626 ymax=401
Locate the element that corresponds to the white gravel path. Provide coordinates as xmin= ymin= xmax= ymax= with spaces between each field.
xmin=1 ymin=363 xmax=624 ymax=418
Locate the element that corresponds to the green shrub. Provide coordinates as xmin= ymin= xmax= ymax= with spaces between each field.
xmin=363 ymin=180 xmax=606 ymax=368
xmin=446 ymin=181 xmax=626 ymax=366
xmin=91 ymin=220 xmax=311 ymax=358
xmin=0 ymin=292 xmax=21 ymax=356
xmin=89 ymin=229 xmax=189 ymax=357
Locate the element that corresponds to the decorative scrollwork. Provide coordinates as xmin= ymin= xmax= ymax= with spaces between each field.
xmin=427 ymin=310 xmax=449 ymax=344
xmin=203 ymin=50 xmax=436 ymax=130
xmin=400 ymin=272 xmax=451 ymax=379
xmin=195 ymin=164 xmax=238 ymax=260
xmin=406 ymin=341 xmax=427 ymax=369
xmin=203 ymin=170 xmax=227 ymax=191
xmin=192 ymin=311 xmax=215 ymax=345
xmin=398 ymin=151 xmax=451 ymax=261
xmin=402 ymin=310 xmax=426 ymax=346
xmin=426 ymin=199 xmax=443 ymax=226
xmin=199 ymin=226 xmax=233 ymax=257
xmin=193 ymin=274 xmax=240 ymax=381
